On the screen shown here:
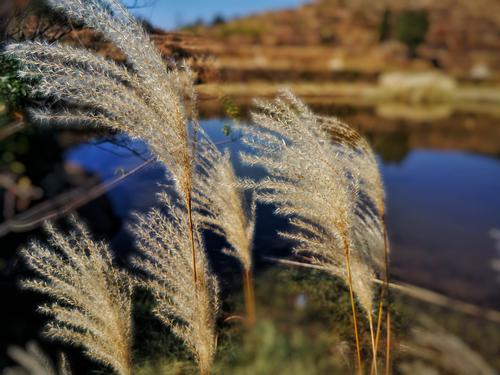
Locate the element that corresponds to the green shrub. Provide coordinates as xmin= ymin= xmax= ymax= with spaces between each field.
xmin=394 ymin=10 xmax=429 ymax=57
xmin=378 ymin=9 xmax=391 ymax=42
xmin=0 ymin=54 xmax=28 ymax=108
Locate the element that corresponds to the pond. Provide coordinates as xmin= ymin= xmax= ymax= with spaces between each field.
xmin=1 ymin=102 xmax=499 ymax=367
xmin=43 ymin=106 xmax=500 ymax=307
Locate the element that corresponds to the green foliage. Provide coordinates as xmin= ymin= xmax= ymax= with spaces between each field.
xmin=215 ymin=22 xmax=264 ymax=41
xmin=394 ymin=10 xmax=429 ymax=57
xmin=216 ymin=320 xmax=339 ymax=375
xmin=132 ymin=289 xmax=195 ymax=365
xmin=378 ymin=9 xmax=391 ymax=42
xmin=0 ymin=54 xmax=28 ymax=108
xmin=212 ymin=14 xmax=226 ymax=26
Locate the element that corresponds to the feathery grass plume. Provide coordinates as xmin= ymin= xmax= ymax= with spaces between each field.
xmin=241 ymin=90 xmax=386 ymax=370
xmin=195 ymin=140 xmax=257 ymax=324
xmin=4 ymin=0 xmax=201 ymax=283
xmin=131 ymin=192 xmax=219 ymax=375
xmin=316 ymin=115 xmax=391 ymax=372
xmin=400 ymin=327 xmax=497 ymax=375
xmin=4 ymin=341 xmax=71 ymax=375
xmin=20 ymin=217 xmax=133 ymax=375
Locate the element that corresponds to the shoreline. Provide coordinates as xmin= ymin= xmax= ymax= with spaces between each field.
xmin=198 ymin=81 xmax=500 ymax=103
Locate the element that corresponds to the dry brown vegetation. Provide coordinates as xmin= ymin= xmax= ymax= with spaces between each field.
xmin=195 ymin=141 xmax=257 ymax=325
xmin=131 ymin=193 xmax=219 ymax=375
xmin=192 ymin=0 xmax=500 ymax=84
xmin=21 ymin=218 xmax=133 ymax=375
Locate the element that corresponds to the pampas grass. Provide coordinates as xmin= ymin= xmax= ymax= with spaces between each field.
xmin=131 ymin=192 xmax=219 ymax=375
xmin=4 ymin=342 xmax=71 ymax=375
xmin=241 ymin=90 xmax=386 ymax=371
xmin=195 ymin=141 xmax=257 ymax=324
xmin=20 ymin=218 xmax=133 ymax=375
xmin=3 ymin=0 xmax=396 ymax=371
xmin=5 ymin=0 xmax=201 ymax=284
xmin=6 ymin=1 xmax=221 ymax=373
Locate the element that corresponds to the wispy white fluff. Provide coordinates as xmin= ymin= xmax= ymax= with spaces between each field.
xmin=131 ymin=193 xmax=219 ymax=374
xmin=21 ymin=218 xmax=133 ymax=375
xmin=195 ymin=140 xmax=257 ymax=271
xmin=241 ymin=90 xmax=385 ymax=315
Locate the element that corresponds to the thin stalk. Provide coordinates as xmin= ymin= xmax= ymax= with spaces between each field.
xmin=342 ymin=236 xmax=363 ymax=373
xmin=242 ymin=267 xmax=256 ymax=326
xmin=368 ymin=313 xmax=378 ymax=375
xmin=385 ymin=312 xmax=391 ymax=375
xmin=186 ymin=191 xmax=198 ymax=285
xmin=374 ymin=216 xmax=391 ymax=375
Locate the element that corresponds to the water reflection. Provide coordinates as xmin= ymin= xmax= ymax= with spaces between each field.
xmin=1 ymin=107 xmax=499 ymax=369
xmin=1 ymin=107 xmax=499 ymax=310
xmin=60 ymin=116 xmax=500 ymax=309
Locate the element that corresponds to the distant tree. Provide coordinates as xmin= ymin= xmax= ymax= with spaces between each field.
xmin=378 ymin=9 xmax=391 ymax=42
xmin=395 ymin=10 xmax=429 ymax=58
xmin=212 ymin=14 xmax=226 ymax=26
xmin=137 ymin=16 xmax=156 ymax=34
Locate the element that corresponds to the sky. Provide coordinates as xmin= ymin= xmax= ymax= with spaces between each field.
xmin=130 ymin=0 xmax=308 ymax=30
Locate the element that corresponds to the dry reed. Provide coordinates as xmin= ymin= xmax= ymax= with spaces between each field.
xmin=20 ymin=217 xmax=133 ymax=375
xmin=400 ymin=327 xmax=496 ymax=375
xmin=131 ymin=192 xmax=219 ymax=375
xmin=5 ymin=0 xmax=200 ymax=284
xmin=241 ymin=90 xmax=386 ymax=371
xmin=195 ymin=140 xmax=257 ymax=324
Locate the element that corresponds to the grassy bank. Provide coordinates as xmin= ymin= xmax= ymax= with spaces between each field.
xmin=132 ymin=266 xmax=500 ymax=374
xmin=198 ymin=81 xmax=500 ymax=105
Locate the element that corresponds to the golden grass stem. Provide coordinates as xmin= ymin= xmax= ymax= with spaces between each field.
xmin=343 ymin=237 xmax=363 ymax=373
xmin=242 ymin=268 xmax=256 ymax=326
xmin=368 ymin=313 xmax=378 ymax=375
xmin=374 ymin=216 xmax=391 ymax=375
xmin=386 ymin=312 xmax=391 ymax=375
xmin=186 ymin=191 xmax=198 ymax=285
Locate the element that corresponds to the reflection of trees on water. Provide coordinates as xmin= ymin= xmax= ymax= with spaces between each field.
xmin=201 ymin=100 xmax=500 ymax=159
xmin=366 ymin=129 xmax=410 ymax=163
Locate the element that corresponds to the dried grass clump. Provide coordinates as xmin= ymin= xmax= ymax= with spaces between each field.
xmin=131 ymin=193 xmax=219 ymax=375
xmin=400 ymin=327 xmax=497 ymax=375
xmin=4 ymin=341 xmax=71 ymax=375
xmin=195 ymin=141 xmax=257 ymax=323
xmin=5 ymin=0 xmax=198 ymax=203
xmin=5 ymin=0 xmax=196 ymax=189
xmin=20 ymin=218 xmax=133 ymax=375
xmin=5 ymin=0 xmax=202 ymax=286
xmin=241 ymin=90 xmax=386 ymax=369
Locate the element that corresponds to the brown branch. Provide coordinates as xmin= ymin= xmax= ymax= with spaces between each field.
xmin=263 ymin=256 xmax=500 ymax=324
xmin=0 ymin=157 xmax=155 ymax=237
xmin=0 ymin=120 xmax=25 ymax=141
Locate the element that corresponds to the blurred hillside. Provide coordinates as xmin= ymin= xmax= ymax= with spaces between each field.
xmin=185 ymin=0 xmax=500 ymax=84
xmin=2 ymin=0 xmax=500 ymax=109
xmin=3 ymin=0 xmax=500 ymax=85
